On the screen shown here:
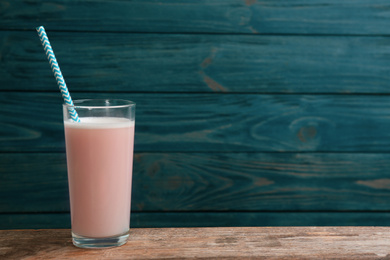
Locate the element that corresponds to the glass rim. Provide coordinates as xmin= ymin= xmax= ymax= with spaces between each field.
xmin=63 ymin=99 xmax=136 ymax=109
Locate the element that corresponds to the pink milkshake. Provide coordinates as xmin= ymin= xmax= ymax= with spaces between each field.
xmin=64 ymin=117 xmax=134 ymax=239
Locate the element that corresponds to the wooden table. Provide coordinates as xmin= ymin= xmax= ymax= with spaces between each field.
xmin=1 ymin=227 xmax=390 ymax=259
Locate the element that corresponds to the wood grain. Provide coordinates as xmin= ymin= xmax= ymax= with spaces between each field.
xmin=2 ymin=92 xmax=390 ymax=152
xmin=3 ymin=153 xmax=390 ymax=213
xmin=2 ymin=0 xmax=390 ymax=35
xmin=2 ymin=31 xmax=390 ymax=93
xmin=1 ymin=227 xmax=390 ymax=259
xmin=3 ymin=0 xmax=390 ymax=231
xmin=3 ymin=212 xmax=390 ymax=230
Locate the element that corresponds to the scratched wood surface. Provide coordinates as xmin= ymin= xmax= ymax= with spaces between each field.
xmin=1 ymin=227 xmax=390 ymax=259
xmin=2 ymin=0 xmax=390 ymax=35
xmin=2 ymin=153 xmax=390 ymax=215
xmin=2 ymin=0 xmax=390 ymax=229
xmin=2 ymin=31 xmax=390 ymax=93
xmin=2 ymin=92 xmax=390 ymax=152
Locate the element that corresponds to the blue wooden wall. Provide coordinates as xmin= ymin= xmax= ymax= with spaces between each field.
xmin=2 ymin=0 xmax=390 ymax=229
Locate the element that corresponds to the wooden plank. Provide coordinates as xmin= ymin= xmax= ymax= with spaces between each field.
xmin=3 ymin=153 xmax=390 ymax=213
xmin=2 ymin=31 xmax=390 ymax=93
xmin=2 ymin=212 xmax=390 ymax=230
xmin=1 ymin=227 xmax=390 ymax=259
xmin=2 ymin=1 xmax=390 ymax=35
xmin=2 ymin=92 xmax=390 ymax=152
xmin=0 ymin=213 xmax=71 ymax=230
xmin=0 ymin=153 xmax=69 ymax=212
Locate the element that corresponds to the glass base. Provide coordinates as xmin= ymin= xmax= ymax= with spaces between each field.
xmin=72 ymin=230 xmax=129 ymax=249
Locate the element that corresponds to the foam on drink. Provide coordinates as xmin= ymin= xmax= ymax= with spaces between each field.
xmin=64 ymin=117 xmax=134 ymax=129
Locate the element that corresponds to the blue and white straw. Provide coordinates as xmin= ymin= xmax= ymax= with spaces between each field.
xmin=36 ymin=26 xmax=80 ymax=122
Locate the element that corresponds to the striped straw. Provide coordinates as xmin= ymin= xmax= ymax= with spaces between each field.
xmin=36 ymin=26 xmax=80 ymax=122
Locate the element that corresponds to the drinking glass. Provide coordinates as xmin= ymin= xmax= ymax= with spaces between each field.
xmin=63 ymin=99 xmax=135 ymax=248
